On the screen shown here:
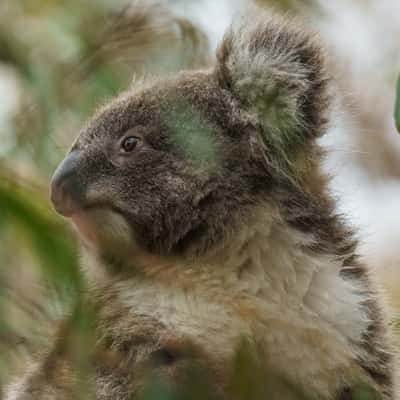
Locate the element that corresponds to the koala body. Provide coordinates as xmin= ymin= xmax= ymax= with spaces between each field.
xmin=6 ymin=10 xmax=396 ymax=400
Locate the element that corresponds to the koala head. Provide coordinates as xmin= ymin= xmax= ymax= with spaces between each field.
xmin=50 ymin=13 xmax=329 ymax=264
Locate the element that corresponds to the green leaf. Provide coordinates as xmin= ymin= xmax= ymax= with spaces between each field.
xmin=0 ymin=176 xmax=82 ymax=296
xmin=165 ymin=102 xmax=219 ymax=169
xmin=395 ymin=74 xmax=400 ymax=133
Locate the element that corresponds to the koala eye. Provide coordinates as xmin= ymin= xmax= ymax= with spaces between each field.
xmin=121 ymin=136 xmax=140 ymax=153
xmin=150 ymin=348 xmax=178 ymax=366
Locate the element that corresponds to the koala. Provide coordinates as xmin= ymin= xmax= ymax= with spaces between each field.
xmin=6 ymin=10 xmax=397 ymax=400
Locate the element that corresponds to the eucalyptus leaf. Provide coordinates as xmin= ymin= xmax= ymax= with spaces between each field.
xmin=0 ymin=177 xmax=82 ymax=295
xmin=395 ymin=74 xmax=400 ymax=133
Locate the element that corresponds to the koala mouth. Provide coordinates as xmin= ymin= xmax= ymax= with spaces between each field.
xmin=50 ymin=151 xmax=134 ymax=248
xmin=66 ymin=206 xmax=134 ymax=252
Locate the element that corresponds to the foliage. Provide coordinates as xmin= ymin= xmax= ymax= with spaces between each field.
xmin=395 ymin=74 xmax=400 ymax=133
xmin=0 ymin=167 xmax=82 ymax=391
xmin=255 ymin=0 xmax=318 ymax=13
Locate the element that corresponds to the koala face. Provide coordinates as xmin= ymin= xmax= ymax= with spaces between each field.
xmin=51 ymin=14 xmax=328 ymax=262
xmin=51 ymin=73 xmax=273 ymax=258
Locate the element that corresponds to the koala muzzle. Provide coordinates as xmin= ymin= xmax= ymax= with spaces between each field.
xmin=50 ymin=151 xmax=85 ymax=217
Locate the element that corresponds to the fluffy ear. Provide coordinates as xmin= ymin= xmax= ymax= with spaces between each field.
xmin=216 ymin=12 xmax=329 ymax=150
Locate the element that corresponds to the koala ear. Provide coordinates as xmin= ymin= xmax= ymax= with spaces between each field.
xmin=215 ymin=12 xmax=329 ymax=150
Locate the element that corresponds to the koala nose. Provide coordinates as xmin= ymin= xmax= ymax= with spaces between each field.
xmin=50 ymin=151 xmax=84 ymax=216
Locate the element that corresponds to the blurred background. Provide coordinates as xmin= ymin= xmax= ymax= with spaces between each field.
xmin=0 ymin=0 xmax=399 ymax=395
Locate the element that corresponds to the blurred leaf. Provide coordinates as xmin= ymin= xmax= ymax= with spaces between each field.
xmin=230 ymin=340 xmax=266 ymax=400
xmin=166 ymin=103 xmax=219 ymax=168
xmin=352 ymin=384 xmax=381 ymax=400
xmin=255 ymin=0 xmax=317 ymax=13
xmin=138 ymin=375 xmax=178 ymax=400
xmin=395 ymin=74 xmax=400 ymax=133
xmin=0 ymin=171 xmax=82 ymax=296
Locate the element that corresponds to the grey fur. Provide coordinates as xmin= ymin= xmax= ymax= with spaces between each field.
xmin=6 ymin=9 xmax=396 ymax=400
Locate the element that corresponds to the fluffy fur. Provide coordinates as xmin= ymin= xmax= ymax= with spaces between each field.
xmin=6 ymin=9 xmax=396 ymax=400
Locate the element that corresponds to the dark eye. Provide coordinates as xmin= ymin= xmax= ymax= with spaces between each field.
xmin=121 ymin=136 xmax=140 ymax=153
xmin=150 ymin=348 xmax=179 ymax=366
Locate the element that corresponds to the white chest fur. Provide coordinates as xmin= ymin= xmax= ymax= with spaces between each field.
xmin=92 ymin=209 xmax=371 ymax=398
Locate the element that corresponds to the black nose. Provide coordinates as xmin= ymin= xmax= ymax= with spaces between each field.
xmin=50 ymin=151 xmax=84 ymax=216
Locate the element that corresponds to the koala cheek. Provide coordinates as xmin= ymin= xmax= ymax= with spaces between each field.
xmin=71 ymin=208 xmax=136 ymax=251
xmin=98 ymin=209 xmax=134 ymax=244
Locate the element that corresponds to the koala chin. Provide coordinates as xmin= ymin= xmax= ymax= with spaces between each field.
xmin=8 ymin=9 xmax=397 ymax=400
